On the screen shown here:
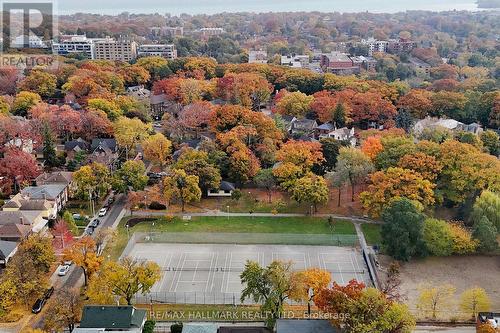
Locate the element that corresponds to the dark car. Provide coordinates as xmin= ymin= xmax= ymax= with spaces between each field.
xmin=32 ymin=298 xmax=46 ymax=314
xmin=107 ymin=197 xmax=115 ymax=205
xmin=32 ymin=287 xmax=54 ymax=314
xmin=89 ymin=219 xmax=100 ymax=228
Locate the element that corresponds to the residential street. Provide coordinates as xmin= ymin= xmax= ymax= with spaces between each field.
xmin=27 ymin=194 xmax=126 ymax=330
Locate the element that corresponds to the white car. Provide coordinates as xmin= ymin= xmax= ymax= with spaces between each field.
xmin=98 ymin=208 xmax=108 ymax=217
xmin=57 ymin=265 xmax=70 ymax=276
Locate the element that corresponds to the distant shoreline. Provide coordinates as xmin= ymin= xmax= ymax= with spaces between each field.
xmin=476 ymin=0 xmax=500 ymax=8
xmin=55 ymin=0 xmax=482 ymax=16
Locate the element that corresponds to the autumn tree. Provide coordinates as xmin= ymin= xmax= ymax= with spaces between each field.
xmin=275 ymin=91 xmax=314 ymax=118
xmin=397 ymin=89 xmax=434 ymax=118
xmin=381 ymin=198 xmax=426 ymax=261
xmin=44 ymin=288 xmax=82 ymax=333
xmin=217 ymin=72 xmax=272 ymax=110
xmin=398 ymin=152 xmax=442 ymax=181
xmin=292 ymin=268 xmax=331 ymax=315
xmin=291 ymin=173 xmax=329 ymax=213
xmin=73 ymin=162 xmax=110 ymax=200
xmin=315 ymin=280 xmax=415 ymax=332
xmin=18 ymin=234 xmax=56 ymax=273
xmin=480 ymin=130 xmax=500 ymax=156
xmin=175 ymin=148 xmax=221 ymax=195
xmin=448 ymin=223 xmax=478 ymax=255
xmin=112 ymin=160 xmax=149 ymax=193
xmin=12 ymin=91 xmax=42 ymax=116
xmin=163 ymin=169 xmax=202 ymax=212
xmin=176 ymin=101 xmax=213 ymax=137
xmin=375 ymin=136 xmax=416 ymax=170
xmin=0 ymin=148 xmax=40 ymax=193
xmin=135 ymin=56 xmax=171 ymax=81
xmin=87 ymin=98 xmax=122 ymax=121
xmin=87 ymin=257 xmax=161 ymax=305
xmin=333 ymin=147 xmax=373 ymax=202
xmin=141 ymin=133 xmax=172 ymax=169
xmin=19 ymin=70 xmax=57 ymax=97
xmin=113 ymin=117 xmax=151 ymax=158
xmin=311 ymin=90 xmax=350 ymax=124
xmin=438 ymin=141 xmax=500 ymax=205
xmin=240 ymin=260 xmax=301 ymax=328
xmin=360 ymin=167 xmax=435 ymax=218
xmin=276 ymin=140 xmax=324 ymax=173
xmin=417 ymin=283 xmax=456 ymax=319
xmin=360 ymin=136 xmax=383 ymax=161
xmin=350 ymin=91 xmax=397 ymax=128
xmin=459 ymin=287 xmax=491 ymax=319
xmin=79 ymin=109 xmax=113 ymax=140
xmin=63 ymin=237 xmax=103 ymax=286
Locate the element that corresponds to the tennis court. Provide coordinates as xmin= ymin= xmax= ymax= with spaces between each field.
xmin=127 ymin=242 xmax=370 ymax=304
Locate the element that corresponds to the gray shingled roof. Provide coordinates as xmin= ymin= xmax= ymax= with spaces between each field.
xmin=0 ymin=240 xmax=18 ymax=260
xmin=21 ymin=184 xmax=66 ymax=200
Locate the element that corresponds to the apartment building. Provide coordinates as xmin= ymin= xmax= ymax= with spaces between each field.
xmin=200 ymin=27 xmax=224 ymax=37
xmin=387 ymin=38 xmax=417 ymax=54
xmin=94 ymin=38 xmax=138 ymax=61
xmin=52 ymin=35 xmax=96 ymax=59
xmin=151 ymin=26 xmax=184 ymax=38
xmin=280 ymin=54 xmax=309 ymax=68
xmin=320 ymin=52 xmax=360 ymax=75
xmin=248 ymin=50 xmax=268 ymax=64
xmin=137 ymin=44 xmax=177 ymax=59
xmin=361 ymin=37 xmax=388 ymax=56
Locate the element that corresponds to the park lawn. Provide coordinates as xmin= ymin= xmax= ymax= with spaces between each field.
xmin=105 ymin=216 xmax=356 ymax=260
xmin=126 ymin=216 xmax=355 ymax=234
xmin=361 ymin=223 xmax=382 ymax=245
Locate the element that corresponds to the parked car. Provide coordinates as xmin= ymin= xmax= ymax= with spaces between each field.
xmin=63 ymin=260 xmax=73 ymax=266
xmin=32 ymin=287 xmax=54 ymax=314
xmin=98 ymin=207 xmax=108 ymax=217
xmin=86 ymin=227 xmax=94 ymax=235
xmin=72 ymin=213 xmax=82 ymax=220
xmin=57 ymin=264 xmax=70 ymax=276
xmin=89 ymin=219 xmax=100 ymax=228
xmin=108 ymin=197 xmax=115 ymax=205
xmin=32 ymin=298 xmax=46 ymax=314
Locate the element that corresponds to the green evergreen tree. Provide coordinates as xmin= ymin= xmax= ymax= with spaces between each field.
xmin=42 ymin=123 xmax=58 ymax=168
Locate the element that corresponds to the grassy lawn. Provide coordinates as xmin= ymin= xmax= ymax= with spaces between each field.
xmin=124 ymin=215 xmax=355 ymax=234
xmin=361 ymin=223 xmax=382 ymax=246
xmin=104 ymin=216 xmax=356 ymax=260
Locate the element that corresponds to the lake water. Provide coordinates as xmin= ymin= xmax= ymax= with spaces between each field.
xmin=58 ymin=0 xmax=481 ymax=15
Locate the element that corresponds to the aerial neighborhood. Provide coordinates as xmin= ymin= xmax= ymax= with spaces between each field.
xmin=0 ymin=6 xmax=499 ymax=333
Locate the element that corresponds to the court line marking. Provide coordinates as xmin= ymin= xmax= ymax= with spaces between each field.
xmin=168 ymin=252 xmax=184 ymax=292
xmin=158 ymin=253 xmax=173 ymax=292
xmin=205 ymin=252 xmax=216 ymax=292
xmin=173 ymin=252 xmax=187 ymax=292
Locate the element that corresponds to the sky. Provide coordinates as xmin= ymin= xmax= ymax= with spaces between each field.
xmin=56 ymin=0 xmax=480 ymax=15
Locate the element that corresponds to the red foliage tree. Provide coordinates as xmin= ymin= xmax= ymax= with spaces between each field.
xmin=0 ymin=148 xmax=40 ymax=194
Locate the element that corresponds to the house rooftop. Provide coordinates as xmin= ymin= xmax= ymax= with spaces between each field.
xmin=0 ymin=223 xmax=32 ymax=238
xmin=21 ymin=184 xmax=67 ymax=200
xmin=35 ymin=171 xmax=73 ymax=185
xmin=0 ymin=211 xmax=42 ymax=226
xmin=79 ymin=306 xmax=147 ymax=330
xmin=0 ymin=240 xmax=18 ymax=260
xmin=275 ymin=319 xmax=340 ymax=333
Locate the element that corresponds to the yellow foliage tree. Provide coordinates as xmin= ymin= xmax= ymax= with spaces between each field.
xmin=63 ymin=237 xmax=102 ymax=286
xmin=459 ymin=287 xmax=491 ymax=318
xmin=113 ymin=117 xmax=151 ymax=158
xmin=87 ymin=257 xmax=161 ymax=305
xmin=417 ymin=283 xmax=456 ymax=319
xmin=292 ymin=268 xmax=331 ymax=315
xmin=142 ymin=133 xmax=172 ymax=168
xmin=447 ymin=222 xmax=479 ymax=255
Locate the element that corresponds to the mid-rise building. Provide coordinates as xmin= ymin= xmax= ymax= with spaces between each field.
xmin=52 ymin=35 xmax=95 ymax=59
xmin=361 ymin=37 xmax=389 ymax=56
xmin=387 ymin=38 xmax=417 ymax=54
xmin=248 ymin=50 xmax=268 ymax=64
xmin=137 ymin=44 xmax=177 ymax=59
xmin=320 ymin=52 xmax=360 ymax=75
xmin=94 ymin=38 xmax=137 ymax=61
xmin=151 ymin=26 xmax=184 ymax=38
xmin=200 ymin=27 xmax=224 ymax=37
xmin=281 ymin=54 xmax=309 ymax=68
